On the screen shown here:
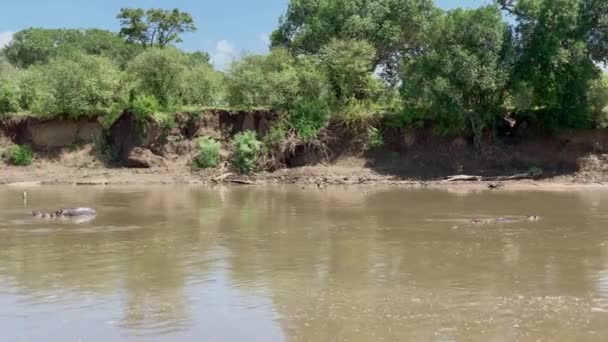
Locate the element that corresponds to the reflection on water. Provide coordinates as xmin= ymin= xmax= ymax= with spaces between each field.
xmin=1 ymin=185 xmax=608 ymax=341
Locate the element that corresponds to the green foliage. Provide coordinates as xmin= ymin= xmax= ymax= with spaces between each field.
xmin=25 ymin=52 xmax=125 ymax=117
xmin=3 ymin=145 xmax=33 ymax=166
xmin=589 ymin=74 xmax=608 ymax=128
xmin=2 ymin=2 xmax=608 ymax=146
xmin=127 ymin=47 xmax=187 ymax=106
xmin=271 ymin=0 xmax=438 ymax=81
xmin=501 ymin=0 xmax=601 ymax=128
xmin=287 ymin=98 xmax=330 ymax=140
xmin=0 ymin=78 xmax=21 ymax=114
xmin=263 ymin=122 xmax=288 ymax=148
xmin=320 ymin=39 xmax=382 ymax=103
xmin=131 ymin=94 xmax=160 ymax=120
xmin=117 ymin=8 xmax=196 ymax=48
xmin=225 ymin=49 xmax=298 ymax=109
xmin=364 ymin=126 xmax=384 ymax=150
xmin=232 ymin=131 xmax=262 ymax=174
xmin=3 ymin=28 xmax=136 ymax=68
xmin=192 ymin=136 xmax=221 ymax=169
xmin=335 ymin=100 xmax=382 ymax=130
xmin=402 ymin=5 xmax=509 ymax=143
xmin=180 ymin=64 xmax=225 ymax=107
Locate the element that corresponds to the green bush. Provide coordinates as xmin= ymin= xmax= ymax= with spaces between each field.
xmin=180 ymin=65 xmax=225 ymax=107
xmin=127 ymin=47 xmax=187 ymax=106
xmin=0 ymin=80 xmax=21 ymax=114
xmin=335 ymin=100 xmax=381 ymax=130
xmin=589 ymin=74 xmax=608 ymax=128
xmin=25 ymin=52 xmax=125 ymax=118
xmin=232 ymin=131 xmax=262 ymax=174
xmin=192 ymin=136 xmax=221 ymax=169
xmin=320 ymin=39 xmax=380 ymax=103
xmin=364 ymin=127 xmax=384 ymax=150
xmin=131 ymin=94 xmax=160 ymax=120
xmin=287 ymin=98 xmax=330 ymax=140
xmin=3 ymin=145 xmax=33 ymax=166
xmin=401 ymin=6 xmax=509 ymax=143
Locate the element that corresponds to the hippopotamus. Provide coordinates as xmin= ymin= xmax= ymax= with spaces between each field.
xmin=470 ymin=215 xmax=540 ymax=224
xmin=32 ymin=207 xmax=96 ymax=219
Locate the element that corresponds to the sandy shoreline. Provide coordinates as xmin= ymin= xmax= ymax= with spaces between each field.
xmin=2 ymin=163 xmax=607 ymax=191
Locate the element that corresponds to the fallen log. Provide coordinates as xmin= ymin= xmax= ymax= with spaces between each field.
xmin=485 ymin=173 xmax=537 ymax=181
xmin=211 ymin=172 xmax=257 ymax=185
xmin=444 ymin=175 xmax=483 ymax=182
xmin=211 ymin=173 xmax=235 ymax=182
xmin=445 ymin=171 xmax=541 ymax=182
xmin=225 ymin=179 xmax=257 ymax=185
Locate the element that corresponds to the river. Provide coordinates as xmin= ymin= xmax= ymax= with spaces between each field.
xmin=0 ymin=185 xmax=608 ymax=341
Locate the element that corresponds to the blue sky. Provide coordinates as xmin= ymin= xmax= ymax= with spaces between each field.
xmin=0 ymin=0 xmax=491 ymax=68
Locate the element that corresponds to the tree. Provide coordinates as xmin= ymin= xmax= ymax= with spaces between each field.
xmin=582 ymin=0 xmax=608 ymax=64
xmin=320 ymin=38 xmax=380 ymax=103
xmin=271 ymin=0 xmax=438 ymax=81
xmin=117 ymin=8 xmax=196 ymax=48
xmin=402 ymin=6 xmax=510 ymax=144
xmin=25 ymin=52 xmax=125 ymax=117
xmin=2 ymin=28 xmax=135 ymax=68
xmin=126 ymin=47 xmax=188 ymax=106
xmin=225 ymin=48 xmax=299 ymax=109
xmin=499 ymin=0 xmax=601 ymax=128
xmin=180 ymin=64 xmax=225 ymax=107
xmin=2 ymin=28 xmax=58 ymax=68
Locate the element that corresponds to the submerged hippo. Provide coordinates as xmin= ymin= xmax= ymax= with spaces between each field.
xmin=32 ymin=207 xmax=96 ymax=219
xmin=470 ymin=215 xmax=540 ymax=224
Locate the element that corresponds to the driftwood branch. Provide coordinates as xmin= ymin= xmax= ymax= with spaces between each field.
xmin=211 ymin=173 xmax=257 ymax=185
xmin=212 ymin=173 xmax=235 ymax=182
xmin=444 ymin=171 xmax=541 ymax=183
xmin=443 ymin=175 xmax=482 ymax=182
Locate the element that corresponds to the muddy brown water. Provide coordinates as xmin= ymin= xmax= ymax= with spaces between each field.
xmin=1 ymin=185 xmax=608 ymax=341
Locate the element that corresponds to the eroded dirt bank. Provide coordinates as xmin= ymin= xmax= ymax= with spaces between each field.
xmin=1 ymin=110 xmax=608 ymax=188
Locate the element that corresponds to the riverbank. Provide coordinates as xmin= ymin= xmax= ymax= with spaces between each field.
xmin=2 ymin=155 xmax=608 ymax=191
xmin=2 ymin=110 xmax=608 ymax=189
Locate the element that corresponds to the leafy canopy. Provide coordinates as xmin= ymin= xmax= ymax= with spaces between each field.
xmin=271 ymin=0 xmax=438 ymax=80
xmin=117 ymin=8 xmax=196 ymax=48
xmin=2 ymin=28 xmax=135 ymax=68
xmin=402 ymin=5 xmax=510 ymax=140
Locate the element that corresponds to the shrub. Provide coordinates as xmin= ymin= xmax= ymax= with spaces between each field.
xmin=192 ymin=136 xmax=221 ymax=169
xmin=3 ymin=145 xmax=33 ymax=166
xmin=0 ymin=80 xmax=21 ymax=114
xmin=225 ymin=49 xmax=299 ymax=109
xmin=320 ymin=39 xmax=380 ymax=103
xmin=26 ymin=52 xmax=125 ymax=118
xmin=287 ymin=98 xmax=330 ymax=140
xmin=335 ymin=100 xmax=381 ymax=130
xmin=127 ymin=47 xmax=187 ymax=106
xmin=364 ymin=127 xmax=384 ymax=150
xmin=180 ymin=65 xmax=225 ymax=107
xmin=232 ymin=131 xmax=262 ymax=174
xmin=131 ymin=94 xmax=160 ymax=120
xmin=589 ymin=74 xmax=608 ymax=128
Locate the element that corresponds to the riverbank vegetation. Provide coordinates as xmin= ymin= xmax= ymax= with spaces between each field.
xmin=1 ymin=0 xmax=608 ymax=153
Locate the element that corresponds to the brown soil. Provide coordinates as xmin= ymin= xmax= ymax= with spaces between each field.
xmin=2 ymin=110 xmax=608 ymax=189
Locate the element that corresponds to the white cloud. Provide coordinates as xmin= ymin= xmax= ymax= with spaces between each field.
xmin=211 ymin=40 xmax=236 ymax=70
xmin=0 ymin=31 xmax=13 ymax=48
